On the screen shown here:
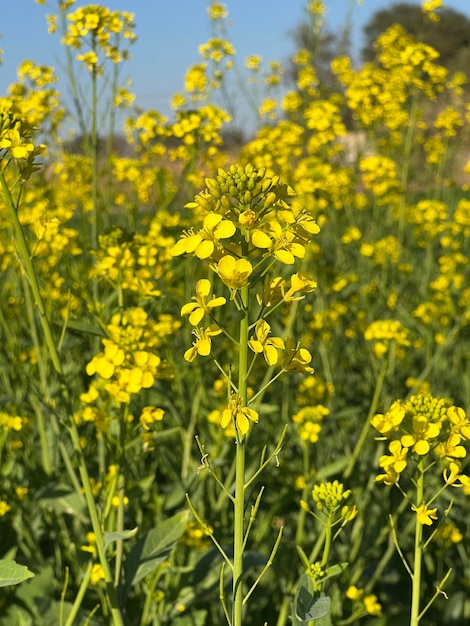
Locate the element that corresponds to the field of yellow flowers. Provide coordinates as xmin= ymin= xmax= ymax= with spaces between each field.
xmin=1 ymin=1 xmax=470 ymax=625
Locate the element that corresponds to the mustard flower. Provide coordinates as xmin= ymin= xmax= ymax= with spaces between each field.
xmin=284 ymin=271 xmax=317 ymax=301
xmin=215 ymin=255 xmax=253 ymax=292
xmin=378 ymin=440 xmax=408 ymax=474
xmin=90 ymin=564 xmax=105 ymax=585
xmin=0 ymin=501 xmax=11 ymax=516
xmin=401 ymin=415 xmax=441 ymax=455
xmin=434 ymin=433 xmax=467 ymax=461
xmin=363 ymin=594 xmax=382 ymax=616
xmin=370 ymin=400 xmax=406 ymax=437
xmin=248 ymin=319 xmax=285 ymax=365
xmin=171 ymin=213 xmax=236 ymax=259
xmin=86 ymin=340 xmax=125 ymax=380
xmin=220 ymin=394 xmax=259 ymax=436
xmin=448 ymin=405 xmax=470 ymax=439
xmin=251 ymin=220 xmax=306 ymax=264
xmin=139 ymin=406 xmax=165 ymax=430
xmin=375 ymin=466 xmax=401 ymax=486
xmin=184 ymin=325 xmax=222 ymax=362
xmin=282 ymin=343 xmax=314 ymax=374
xmin=207 ymin=2 xmax=228 ymax=20
xmin=181 ymin=279 xmax=226 ymax=325
xmin=412 ymin=503 xmax=438 ymax=526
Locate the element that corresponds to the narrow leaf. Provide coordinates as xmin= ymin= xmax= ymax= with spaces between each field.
xmin=104 ymin=527 xmax=138 ymax=549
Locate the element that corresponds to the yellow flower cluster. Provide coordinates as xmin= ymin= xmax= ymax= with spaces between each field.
xmin=372 ymin=394 xmax=470 ymax=522
xmin=83 ymin=308 xmax=177 ymax=405
xmin=0 ymin=110 xmax=44 ymax=163
xmin=346 ymin=586 xmax=382 ymax=616
xmin=291 ymin=405 xmax=329 ymax=443
xmin=62 ymin=5 xmax=136 ymax=70
xmin=91 ymin=227 xmax=175 ymax=300
xmin=364 ymin=319 xmax=410 ymax=359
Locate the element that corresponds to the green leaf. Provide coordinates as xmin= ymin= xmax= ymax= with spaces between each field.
xmin=123 ymin=510 xmax=189 ymax=596
xmin=0 ymin=560 xmax=34 ymax=587
xmin=323 ymin=562 xmax=348 ymax=582
xmin=36 ymin=482 xmax=87 ymax=522
xmin=55 ymin=318 xmax=105 ymax=338
xmin=293 ymin=574 xmax=331 ymax=622
xmin=104 ymin=527 xmax=138 ymax=549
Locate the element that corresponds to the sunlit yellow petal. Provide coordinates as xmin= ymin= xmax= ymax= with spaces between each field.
xmin=251 ymin=230 xmax=272 ymax=248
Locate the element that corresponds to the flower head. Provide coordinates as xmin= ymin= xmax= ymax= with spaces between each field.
xmin=248 ymin=319 xmax=285 ymax=365
xmin=215 ymin=255 xmax=253 ymax=293
xmin=184 ymin=324 xmax=222 ymax=362
xmin=220 ymin=394 xmax=259 ymax=436
xmin=412 ymin=503 xmax=438 ymax=526
xmin=181 ymin=279 xmax=226 ymax=325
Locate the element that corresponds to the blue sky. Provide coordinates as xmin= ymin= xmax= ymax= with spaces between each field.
xmin=1 ymin=0 xmax=470 ymax=125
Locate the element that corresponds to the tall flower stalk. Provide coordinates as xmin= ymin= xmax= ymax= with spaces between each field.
xmin=372 ymin=393 xmax=470 ymax=625
xmin=173 ymin=162 xmax=320 ymax=625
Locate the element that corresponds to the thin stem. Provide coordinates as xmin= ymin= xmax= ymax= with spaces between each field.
xmin=243 ymin=526 xmax=283 ymax=605
xmin=410 ymin=460 xmax=425 ymax=626
xmin=64 ymin=560 xmax=93 ymax=626
xmin=233 ymin=283 xmax=249 ymax=626
xmin=343 ymin=355 xmax=388 ymax=479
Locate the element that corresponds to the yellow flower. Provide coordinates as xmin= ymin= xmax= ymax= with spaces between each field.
xmin=284 ymin=271 xmax=317 ymax=301
xmin=90 ymin=564 xmax=105 ymax=585
xmin=171 ymin=213 xmax=236 ymax=259
xmin=379 ymin=440 xmax=408 ymax=474
xmin=248 ymin=319 xmax=285 ymax=365
xmin=363 ymin=594 xmax=382 ymax=616
xmin=0 ymin=500 xmax=11 ymax=516
xmin=184 ymin=324 xmax=222 ymax=362
xmin=401 ymin=415 xmax=441 ymax=454
xmin=282 ymin=343 xmax=314 ymax=374
xmin=346 ymin=585 xmax=363 ymax=600
xmin=181 ymin=279 xmax=226 ymax=325
xmin=370 ymin=400 xmax=406 ymax=436
xmin=412 ymin=503 xmax=438 ymax=526
xmin=139 ymin=406 xmax=165 ymax=430
xmin=215 ymin=255 xmax=253 ymax=292
xmin=220 ymin=394 xmax=259 ymax=436
xmin=434 ymin=433 xmax=467 ymax=461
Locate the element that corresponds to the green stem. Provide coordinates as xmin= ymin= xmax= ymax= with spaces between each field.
xmin=64 ymin=560 xmax=93 ymax=626
xmin=343 ymin=355 xmax=388 ymax=479
xmin=321 ymin=511 xmax=333 ymax=568
xmin=410 ymin=460 xmax=425 ymax=626
xmin=233 ymin=282 xmax=249 ymax=626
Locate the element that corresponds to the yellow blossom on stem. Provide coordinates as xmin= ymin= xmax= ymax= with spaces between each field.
xmin=282 ymin=343 xmax=314 ymax=374
xmin=220 ymin=394 xmax=259 ymax=436
xmin=401 ymin=415 xmax=441 ymax=454
xmin=215 ymin=255 xmax=253 ymax=293
xmin=370 ymin=400 xmax=406 ymax=436
xmin=284 ymin=271 xmax=317 ymax=301
xmin=248 ymin=319 xmax=285 ymax=365
xmin=378 ymin=440 xmax=408 ymax=474
xmin=412 ymin=503 xmax=438 ymax=526
xmin=171 ymin=213 xmax=236 ymax=259
xmin=184 ymin=324 xmax=222 ymax=362
xmin=139 ymin=406 xmax=164 ymax=430
xmin=181 ymin=278 xmax=226 ymax=325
